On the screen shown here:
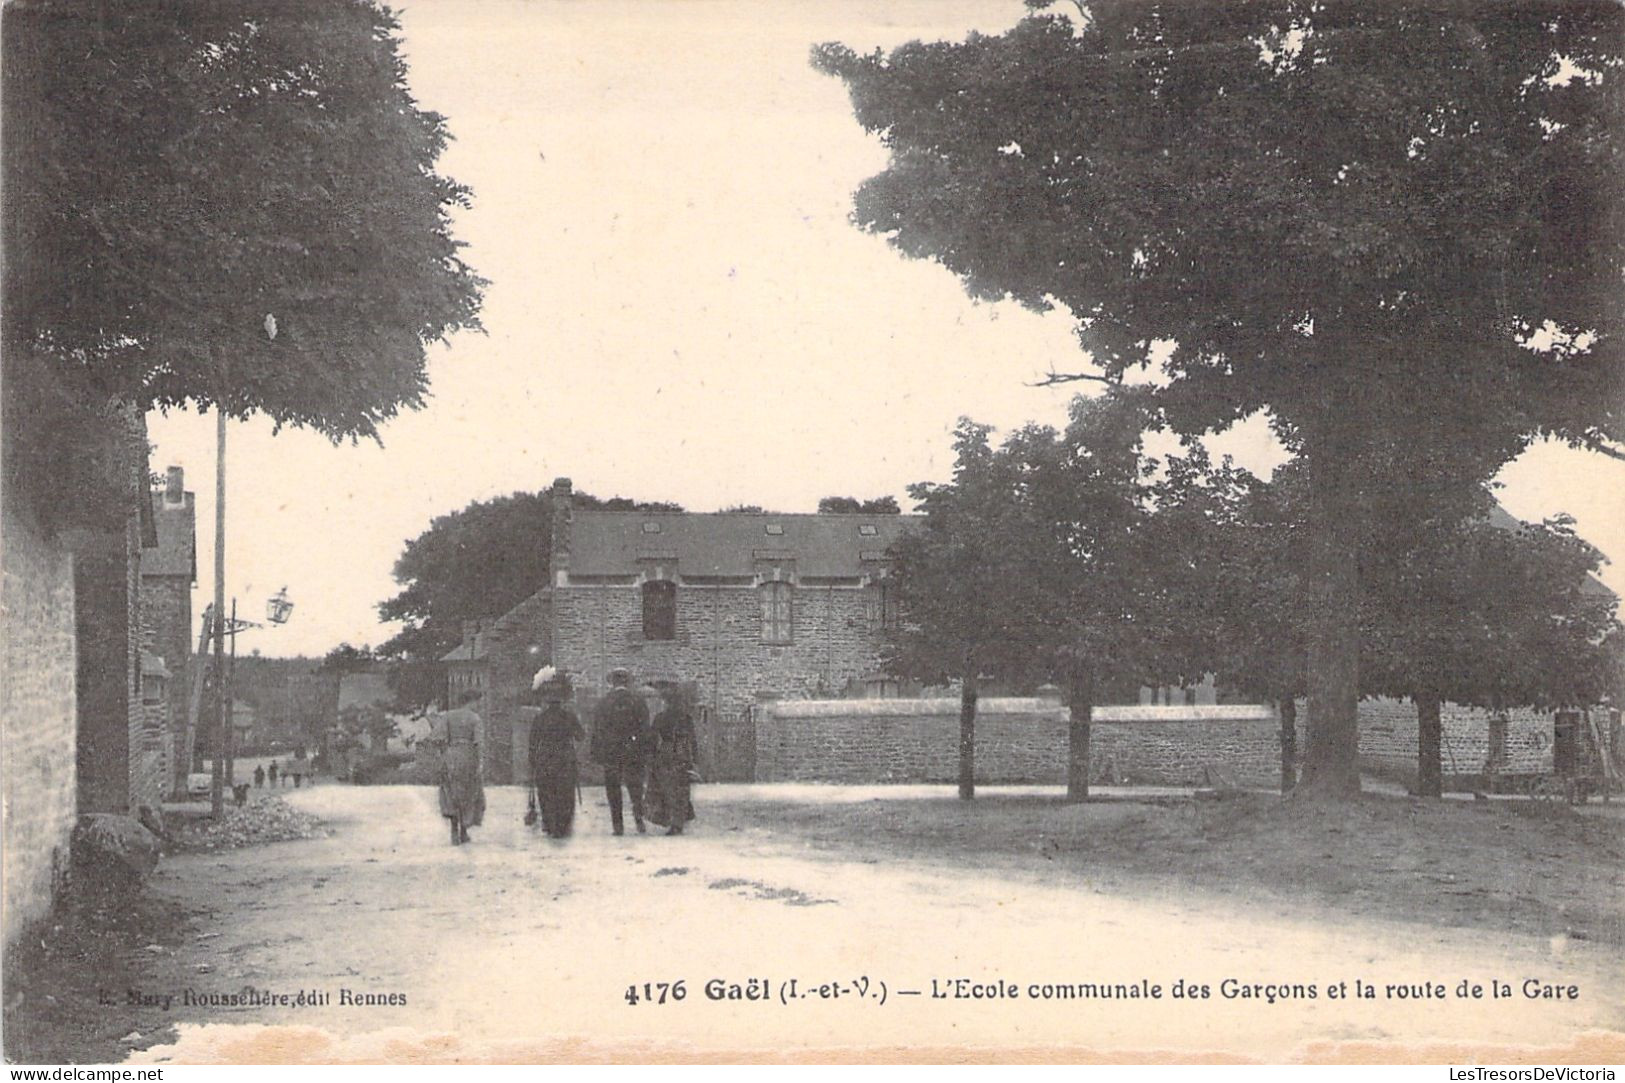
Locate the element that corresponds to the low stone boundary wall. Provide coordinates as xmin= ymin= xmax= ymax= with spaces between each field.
xmin=1092 ymin=705 xmax=1279 ymax=788
xmin=755 ymin=699 xmax=1279 ymax=786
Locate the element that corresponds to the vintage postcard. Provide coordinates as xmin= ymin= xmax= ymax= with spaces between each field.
xmin=2 ymin=0 xmax=1622 ymax=1068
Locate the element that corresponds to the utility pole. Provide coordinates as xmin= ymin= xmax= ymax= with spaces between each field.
xmin=211 ymin=405 xmax=227 ymax=817
xmin=227 ymin=597 xmax=238 ymax=786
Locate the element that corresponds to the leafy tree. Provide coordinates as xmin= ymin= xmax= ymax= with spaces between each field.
xmin=815 ymin=1 xmax=1624 ymax=797
xmin=721 ymin=504 xmax=771 ymax=514
xmin=1362 ymin=508 xmax=1622 ymax=795
xmin=888 ymin=393 xmax=1214 ymax=799
xmin=1016 ymin=392 xmax=1224 ymax=799
xmin=4 ymin=0 xmax=485 ymax=442
xmin=818 ymin=496 xmax=903 ymax=514
xmin=885 ymin=421 xmax=1050 ymax=798
xmin=318 ymin=643 xmax=378 ymax=676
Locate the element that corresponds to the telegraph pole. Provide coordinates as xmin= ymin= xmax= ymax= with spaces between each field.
xmin=211 ymin=406 xmax=227 ymax=817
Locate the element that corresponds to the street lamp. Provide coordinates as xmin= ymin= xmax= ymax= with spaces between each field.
xmin=267 ymin=587 xmax=294 ymax=625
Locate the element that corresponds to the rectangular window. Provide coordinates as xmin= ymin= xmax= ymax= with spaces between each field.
xmin=868 ymin=581 xmax=900 ymax=632
xmin=642 ymin=580 xmax=677 ymax=641
xmin=760 ymin=581 xmax=793 ymax=644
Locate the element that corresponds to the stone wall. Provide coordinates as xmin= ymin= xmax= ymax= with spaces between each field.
xmin=1357 ymin=697 xmax=1557 ymax=782
xmin=1091 ymin=705 xmax=1282 ymax=787
xmin=757 ymin=698 xmax=1065 ymax=783
xmin=757 ymin=700 xmax=1284 ymax=785
xmin=2 ymin=493 xmax=78 ymax=949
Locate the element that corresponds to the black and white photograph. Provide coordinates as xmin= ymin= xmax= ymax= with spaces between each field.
xmin=2 ymin=0 xmax=1622 ymax=1067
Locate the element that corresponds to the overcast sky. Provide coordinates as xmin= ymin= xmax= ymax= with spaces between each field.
xmin=146 ymin=0 xmax=1625 ymax=658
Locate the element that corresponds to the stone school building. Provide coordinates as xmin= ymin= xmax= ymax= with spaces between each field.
xmin=465 ymin=478 xmax=918 ymax=782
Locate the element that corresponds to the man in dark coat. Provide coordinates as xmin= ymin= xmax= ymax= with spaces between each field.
xmin=590 ymin=668 xmax=650 ymax=835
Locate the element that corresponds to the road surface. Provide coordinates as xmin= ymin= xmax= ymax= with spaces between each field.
xmin=126 ymin=785 xmax=1625 ymax=1063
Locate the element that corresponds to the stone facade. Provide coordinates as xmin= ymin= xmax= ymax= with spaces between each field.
xmin=74 ymin=514 xmax=165 ymax=816
xmin=480 ymin=592 xmax=552 ymax=783
xmin=1 ymin=489 xmax=79 ymax=950
xmin=479 ymin=477 xmax=916 ymax=782
xmin=143 ymin=466 xmax=195 ymax=797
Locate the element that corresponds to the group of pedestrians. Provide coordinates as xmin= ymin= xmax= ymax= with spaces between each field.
xmin=429 ymin=667 xmax=696 ymax=846
xmin=252 ymin=754 xmax=307 ymax=790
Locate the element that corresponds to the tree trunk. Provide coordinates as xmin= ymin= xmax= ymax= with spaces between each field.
xmin=957 ymin=673 xmax=977 ymax=801
xmin=1065 ymin=669 xmax=1094 ymax=803
xmin=1295 ymin=444 xmax=1363 ymax=799
xmin=1416 ymin=695 xmax=1442 ymax=798
xmin=1278 ymin=697 xmax=1297 ymax=794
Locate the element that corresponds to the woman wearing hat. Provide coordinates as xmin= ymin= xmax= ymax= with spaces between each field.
xmin=528 ymin=668 xmax=585 ymax=838
xmin=430 ymin=690 xmax=486 ymax=845
xmin=648 ymin=685 xmax=697 ymax=835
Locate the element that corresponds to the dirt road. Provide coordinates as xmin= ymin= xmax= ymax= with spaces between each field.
xmin=122 ymin=785 xmax=1623 ymax=1063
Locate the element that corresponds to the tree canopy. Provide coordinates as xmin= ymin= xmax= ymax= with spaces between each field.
xmin=816 ymin=0 xmax=1625 ymax=796
xmin=3 ymin=0 xmax=486 ymax=442
xmin=818 ymin=496 xmax=903 ymax=514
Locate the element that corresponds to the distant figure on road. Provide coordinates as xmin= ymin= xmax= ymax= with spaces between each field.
xmin=590 ymin=668 xmax=650 ymax=836
xmin=648 ymin=685 xmax=697 ymax=836
xmin=432 ymin=691 xmax=486 ymax=846
xmin=528 ymin=668 xmax=584 ymax=838
xmin=267 ymin=761 xmax=279 ymax=788
xmin=253 ymin=765 xmax=265 ymax=789
xmin=291 ymin=749 xmax=307 ymax=788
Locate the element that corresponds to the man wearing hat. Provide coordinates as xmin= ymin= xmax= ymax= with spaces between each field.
xmin=590 ymin=667 xmax=652 ymax=835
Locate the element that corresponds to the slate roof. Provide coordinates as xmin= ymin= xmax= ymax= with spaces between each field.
xmin=439 ymin=637 xmax=488 ymax=664
xmin=567 ymin=511 xmax=921 ymax=579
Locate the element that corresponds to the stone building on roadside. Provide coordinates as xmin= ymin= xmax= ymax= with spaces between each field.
xmin=473 ymin=477 xmax=919 ymax=782
xmin=141 ymin=466 xmax=197 ymax=797
xmin=439 ymin=620 xmax=489 ymax=704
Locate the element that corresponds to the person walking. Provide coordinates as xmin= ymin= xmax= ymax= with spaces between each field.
xmin=253 ymin=764 xmax=265 ymax=789
xmin=528 ymin=668 xmax=584 ymax=838
xmin=649 ymin=685 xmax=697 ymax=835
xmin=267 ymin=761 xmax=279 ymax=788
xmin=590 ymin=668 xmax=650 ymax=835
xmin=431 ymin=691 xmax=487 ymax=845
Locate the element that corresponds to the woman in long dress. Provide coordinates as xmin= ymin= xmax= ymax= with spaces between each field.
xmin=432 ymin=692 xmax=486 ymax=845
xmin=649 ymin=687 xmax=697 ymax=835
xmin=528 ymin=675 xmax=584 ymax=838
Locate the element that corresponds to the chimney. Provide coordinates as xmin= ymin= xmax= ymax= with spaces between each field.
xmin=549 ymin=477 xmax=573 ymax=587
xmin=165 ymin=466 xmax=184 ymax=504
xmin=461 ymin=620 xmax=477 ymax=655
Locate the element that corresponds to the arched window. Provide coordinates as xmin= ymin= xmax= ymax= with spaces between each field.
xmin=759 ymin=581 xmax=793 ymax=644
xmin=642 ymin=579 xmax=677 ymax=641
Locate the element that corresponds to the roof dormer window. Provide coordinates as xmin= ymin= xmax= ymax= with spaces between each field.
xmin=642 ymin=521 xmax=662 ymax=534
xmin=764 ymin=523 xmax=784 ymax=536
xmin=858 ymin=524 xmax=878 ymax=536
